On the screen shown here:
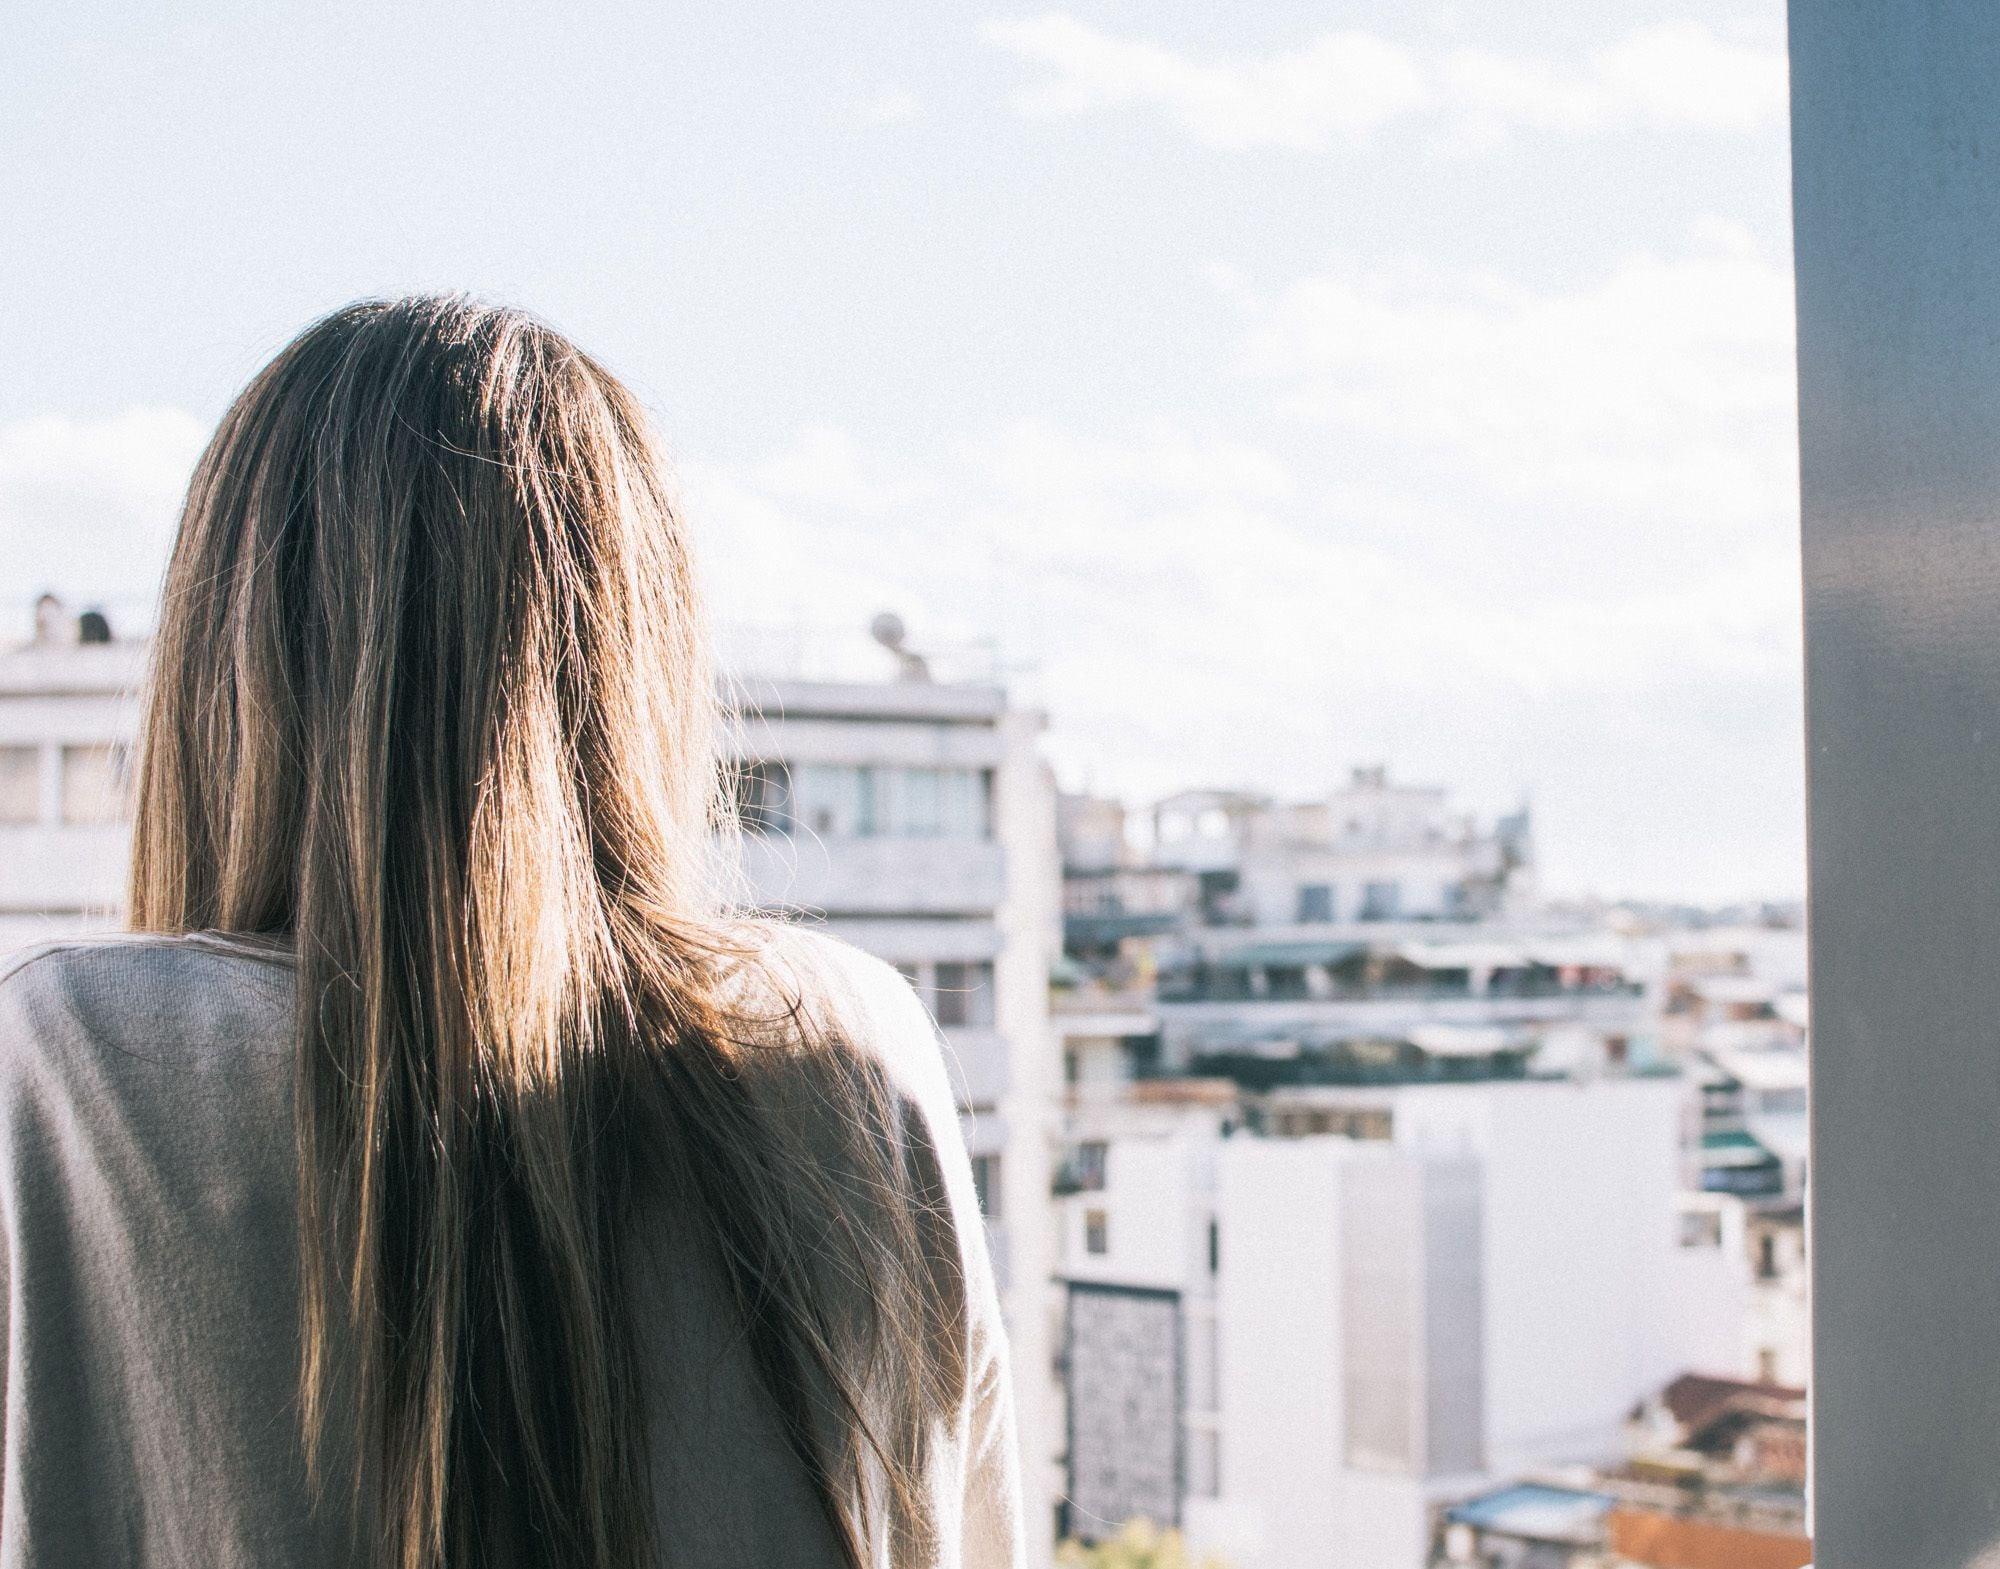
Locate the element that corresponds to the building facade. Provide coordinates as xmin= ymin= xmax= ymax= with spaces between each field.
xmin=1054 ymin=1076 xmax=1752 ymax=1569
xmin=0 ymin=610 xmax=143 ymax=947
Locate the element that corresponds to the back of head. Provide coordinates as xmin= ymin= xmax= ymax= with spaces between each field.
xmin=129 ymin=298 xmax=964 ymax=1569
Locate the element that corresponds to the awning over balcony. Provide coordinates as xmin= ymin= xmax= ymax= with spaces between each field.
xmin=1394 ymin=940 xmax=1530 ymax=972
xmin=1406 ymin=1023 xmax=1523 ymax=1057
xmin=1222 ymin=940 xmax=1366 ymax=968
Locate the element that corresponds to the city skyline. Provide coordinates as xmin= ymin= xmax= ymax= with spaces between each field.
xmin=2 ymin=1 xmax=1799 ymax=902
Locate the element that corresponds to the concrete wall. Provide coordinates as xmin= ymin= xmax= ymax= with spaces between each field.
xmin=1213 ymin=1140 xmax=1347 ymax=1569
xmin=1393 ymin=1078 xmax=1744 ymax=1473
xmin=1790 ymin=2 xmax=2000 ymax=1560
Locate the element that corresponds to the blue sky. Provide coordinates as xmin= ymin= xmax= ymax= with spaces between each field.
xmin=1 ymin=1 xmax=1800 ymax=899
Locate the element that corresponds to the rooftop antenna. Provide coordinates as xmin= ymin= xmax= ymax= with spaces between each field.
xmin=870 ymin=611 xmax=932 ymax=683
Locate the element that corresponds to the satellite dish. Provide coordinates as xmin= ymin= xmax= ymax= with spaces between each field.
xmin=869 ymin=611 xmax=931 ymax=682
xmin=870 ymin=611 xmax=907 ymax=652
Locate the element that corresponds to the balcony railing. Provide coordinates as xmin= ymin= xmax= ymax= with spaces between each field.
xmin=1156 ymin=977 xmax=1644 ymax=1005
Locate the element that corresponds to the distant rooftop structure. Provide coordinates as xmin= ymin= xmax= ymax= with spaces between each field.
xmin=1656 ymin=1371 xmax=1808 ymax=1442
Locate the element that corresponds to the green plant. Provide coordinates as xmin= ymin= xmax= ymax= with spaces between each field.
xmin=1056 ymin=1519 xmax=1231 ymax=1569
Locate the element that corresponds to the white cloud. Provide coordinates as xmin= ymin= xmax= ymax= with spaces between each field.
xmin=984 ymin=14 xmax=1430 ymax=151
xmin=685 ymin=219 xmax=1804 ymax=897
xmin=1446 ymin=24 xmax=1789 ymax=138
xmin=1234 ymin=219 xmax=1799 ymax=532
xmin=984 ymin=14 xmax=1787 ymax=150
xmin=687 ymin=401 xmax=1800 ymax=887
xmin=856 ymin=87 xmax=924 ymax=126
xmin=0 ymin=407 xmax=206 ymax=631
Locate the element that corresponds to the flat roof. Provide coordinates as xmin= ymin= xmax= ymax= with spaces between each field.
xmin=0 ymin=646 xmax=1017 ymax=725
xmin=728 ymin=676 xmax=1012 ymax=725
xmin=0 ymin=641 xmax=149 ymax=697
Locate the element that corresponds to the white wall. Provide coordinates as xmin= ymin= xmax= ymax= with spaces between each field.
xmin=1211 ymin=1140 xmax=1347 ymax=1569
xmin=991 ymin=706 xmax=1063 ymax=1566
xmin=1391 ymin=1077 xmax=1746 ymax=1471
xmin=1206 ymin=1140 xmax=1446 ymax=1569
xmin=1062 ymin=1136 xmax=1205 ymax=1293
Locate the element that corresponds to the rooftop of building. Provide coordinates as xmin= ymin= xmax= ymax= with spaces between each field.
xmin=731 ymin=675 xmax=1009 ymax=725
xmin=2 ymin=602 xmax=1023 ymax=722
xmin=1656 ymin=1372 xmax=1807 ymax=1437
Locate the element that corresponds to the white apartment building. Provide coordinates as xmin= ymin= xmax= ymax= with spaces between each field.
xmin=1055 ymin=1076 xmax=1750 ymax=1569
xmin=1151 ymin=930 xmax=1648 ymax=1075
xmin=0 ymin=607 xmax=144 ymax=946
xmin=0 ymin=608 xmax=1065 ymax=1566
xmin=1145 ymin=768 xmax=1534 ymax=928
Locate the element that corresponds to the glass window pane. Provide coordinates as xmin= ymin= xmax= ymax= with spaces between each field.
xmin=734 ymin=759 xmax=792 ymax=835
xmin=943 ymin=768 xmax=992 ymax=838
xmin=856 ymin=766 xmax=881 ymax=836
xmin=933 ymin=960 xmax=995 ymax=1027
xmin=0 ymin=747 xmax=39 ymax=825
xmin=900 ymin=767 xmax=944 ymax=837
xmin=972 ymin=1153 xmax=1001 ymax=1219
xmin=60 ymin=744 xmax=128 ymax=826
xmin=1359 ymin=879 xmax=1401 ymax=920
xmin=793 ymin=764 xmax=864 ymax=837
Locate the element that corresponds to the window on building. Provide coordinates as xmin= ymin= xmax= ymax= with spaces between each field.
xmin=1083 ymin=1207 xmax=1108 ymax=1256
xmin=1358 ymin=879 xmax=1401 ymax=921
xmin=733 ymin=759 xmax=792 ymax=834
xmin=788 ymin=764 xmax=992 ymax=840
xmin=1264 ymin=964 xmax=1310 ymax=1000
xmin=880 ymin=766 xmax=990 ymax=839
xmin=1296 ymin=883 xmax=1334 ymax=922
xmin=791 ymin=763 xmax=867 ymax=837
xmin=1074 ymin=1140 xmax=1108 ymax=1193
xmin=932 ymin=960 xmax=995 ymax=1027
xmin=1207 ymin=1216 xmax=1219 ymax=1275
xmin=971 ymin=1154 xmax=1000 ymax=1219
xmin=60 ymin=743 xmax=129 ymax=826
xmin=0 ymin=746 xmax=39 ymax=825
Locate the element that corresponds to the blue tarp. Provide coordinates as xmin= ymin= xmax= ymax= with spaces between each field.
xmin=1444 ymin=1483 xmax=1613 ymax=1545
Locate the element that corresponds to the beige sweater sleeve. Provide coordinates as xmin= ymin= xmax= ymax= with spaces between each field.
xmin=765 ymin=926 xmax=1027 ymax=1569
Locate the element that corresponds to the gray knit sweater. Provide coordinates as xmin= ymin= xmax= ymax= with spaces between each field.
xmin=0 ymin=928 xmax=1023 ymax=1568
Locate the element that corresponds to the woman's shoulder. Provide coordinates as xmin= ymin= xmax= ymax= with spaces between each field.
xmin=0 ymin=929 xmax=288 ymax=994
xmin=721 ymin=920 xmax=955 ymax=1112
xmin=0 ymin=931 xmax=296 ymax=1076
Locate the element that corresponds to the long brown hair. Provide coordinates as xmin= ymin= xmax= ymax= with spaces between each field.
xmin=128 ymin=297 xmax=966 ymax=1569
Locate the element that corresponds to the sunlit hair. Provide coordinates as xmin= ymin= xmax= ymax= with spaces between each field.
xmin=129 ymin=297 xmax=966 ymax=1569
